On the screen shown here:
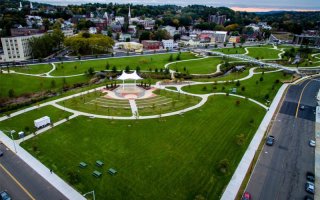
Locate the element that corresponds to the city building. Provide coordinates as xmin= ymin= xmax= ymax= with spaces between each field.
xmin=62 ymin=29 xmax=74 ymax=37
xmin=89 ymin=27 xmax=97 ymax=34
xmin=115 ymin=16 xmax=125 ymax=25
xmin=142 ymin=40 xmax=161 ymax=50
xmin=1 ymin=34 xmax=43 ymax=62
xmin=119 ymin=34 xmax=132 ymax=42
xmin=208 ymin=14 xmax=226 ymax=25
xmin=162 ymin=25 xmax=178 ymax=37
xmin=114 ymin=42 xmax=143 ymax=52
xmin=10 ymin=28 xmax=44 ymax=37
xmin=229 ymin=36 xmax=241 ymax=43
xmin=162 ymin=39 xmax=174 ymax=50
xmin=213 ymin=31 xmax=228 ymax=43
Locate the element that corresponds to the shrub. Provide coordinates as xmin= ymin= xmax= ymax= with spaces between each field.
xmin=217 ymin=159 xmax=230 ymax=174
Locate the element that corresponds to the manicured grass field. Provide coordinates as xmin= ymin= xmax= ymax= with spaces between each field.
xmin=57 ymin=90 xmax=133 ymax=117
xmin=182 ymin=72 xmax=292 ymax=103
xmin=0 ymin=105 xmax=72 ymax=139
xmin=51 ymin=53 xmax=197 ymax=76
xmin=213 ymin=47 xmax=246 ymax=55
xmin=10 ymin=63 xmax=53 ymax=74
xmin=21 ymin=95 xmax=266 ymax=199
xmin=246 ymin=47 xmax=282 ymax=60
xmin=137 ymin=89 xmax=201 ymax=116
xmin=0 ymin=74 xmax=91 ymax=98
xmin=167 ymin=57 xmax=222 ymax=74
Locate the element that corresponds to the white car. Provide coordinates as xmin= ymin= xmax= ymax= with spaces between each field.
xmin=309 ymin=140 xmax=316 ymax=147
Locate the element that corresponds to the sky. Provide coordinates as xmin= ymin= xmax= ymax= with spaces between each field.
xmin=35 ymin=0 xmax=320 ymax=12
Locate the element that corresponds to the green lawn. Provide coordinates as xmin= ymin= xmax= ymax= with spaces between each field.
xmin=0 ymin=74 xmax=91 ymax=98
xmin=137 ymin=89 xmax=201 ymax=116
xmin=21 ymin=95 xmax=266 ymax=200
xmin=182 ymin=72 xmax=292 ymax=103
xmin=10 ymin=64 xmax=53 ymax=74
xmin=57 ymin=90 xmax=133 ymax=117
xmin=246 ymin=47 xmax=282 ymax=60
xmin=213 ymin=47 xmax=246 ymax=55
xmin=0 ymin=105 xmax=72 ymax=139
xmin=167 ymin=57 xmax=222 ymax=74
xmin=51 ymin=53 xmax=197 ymax=76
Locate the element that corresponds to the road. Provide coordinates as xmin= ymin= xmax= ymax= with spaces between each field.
xmin=0 ymin=143 xmax=67 ymax=200
xmin=245 ymin=78 xmax=319 ymax=199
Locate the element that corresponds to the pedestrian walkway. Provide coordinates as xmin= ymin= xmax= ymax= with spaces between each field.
xmin=129 ymin=99 xmax=138 ymax=117
xmin=315 ymin=106 xmax=320 ymax=200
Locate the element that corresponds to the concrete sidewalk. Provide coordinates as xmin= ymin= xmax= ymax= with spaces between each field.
xmin=221 ymin=84 xmax=289 ymax=200
xmin=0 ymin=131 xmax=85 ymax=200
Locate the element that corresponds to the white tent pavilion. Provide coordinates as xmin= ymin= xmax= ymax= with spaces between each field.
xmin=117 ymin=70 xmax=143 ymax=89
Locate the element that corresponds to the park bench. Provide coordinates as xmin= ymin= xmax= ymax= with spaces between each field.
xmin=79 ymin=162 xmax=87 ymax=168
xmin=92 ymin=170 xmax=102 ymax=178
xmin=96 ymin=160 xmax=104 ymax=167
xmin=108 ymin=168 xmax=117 ymax=175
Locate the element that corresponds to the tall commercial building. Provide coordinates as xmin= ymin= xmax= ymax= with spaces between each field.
xmin=1 ymin=34 xmax=43 ymax=62
xmin=208 ymin=14 xmax=226 ymax=25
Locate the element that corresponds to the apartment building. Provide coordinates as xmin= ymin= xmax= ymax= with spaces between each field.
xmin=1 ymin=34 xmax=43 ymax=62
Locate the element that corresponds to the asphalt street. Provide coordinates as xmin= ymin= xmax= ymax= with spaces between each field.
xmin=0 ymin=143 xmax=67 ymax=200
xmin=245 ymin=78 xmax=319 ymax=199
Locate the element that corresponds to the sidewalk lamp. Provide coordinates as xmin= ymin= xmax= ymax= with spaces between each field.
xmin=83 ymin=190 xmax=95 ymax=200
xmin=10 ymin=130 xmax=17 ymax=153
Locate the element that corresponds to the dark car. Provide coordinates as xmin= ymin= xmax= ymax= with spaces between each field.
xmin=241 ymin=192 xmax=251 ymax=200
xmin=0 ymin=191 xmax=11 ymax=200
xmin=304 ymin=195 xmax=313 ymax=200
xmin=305 ymin=182 xmax=315 ymax=194
xmin=0 ymin=150 xmax=3 ymax=157
xmin=266 ymin=135 xmax=275 ymax=146
xmin=306 ymin=172 xmax=315 ymax=182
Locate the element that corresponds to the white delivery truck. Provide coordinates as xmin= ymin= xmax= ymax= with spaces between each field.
xmin=34 ymin=116 xmax=51 ymax=129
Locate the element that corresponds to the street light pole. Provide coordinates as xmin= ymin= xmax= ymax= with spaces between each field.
xmin=10 ymin=130 xmax=17 ymax=153
xmin=83 ymin=190 xmax=95 ymax=200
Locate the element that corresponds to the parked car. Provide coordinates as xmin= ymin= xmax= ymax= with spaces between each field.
xmin=309 ymin=140 xmax=316 ymax=147
xmin=305 ymin=182 xmax=315 ymax=194
xmin=304 ymin=195 xmax=313 ymax=200
xmin=0 ymin=150 xmax=3 ymax=157
xmin=0 ymin=191 xmax=11 ymax=200
xmin=306 ymin=172 xmax=315 ymax=182
xmin=266 ymin=135 xmax=275 ymax=146
xmin=241 ymin=191 xmax=252 ymax=200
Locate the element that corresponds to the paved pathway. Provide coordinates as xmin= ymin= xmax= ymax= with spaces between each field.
xmin=129 ymin=99 xmax=138 ymax=117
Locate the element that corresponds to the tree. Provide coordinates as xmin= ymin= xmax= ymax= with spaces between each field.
xmin=139 ymin=31 xmax=150 ymax=42
xmin=8 ymin=89 xmax=15 ymax=98
xmin=136 ymin=66 xmax=141 ymax=73
xmin=217 ymin=159 xmax=230 ymax=174
xmin=176 ymin=53 xmax=181 ymax=61
xmin=52 ymin=28 xmax=65 ymax=50
xmin=51 ymin=80 xmax=56 ymax=88
xmin=112 ymin=66 xmax=117 ymax=73
xmin=87 ymin=67 xmax=95 ymax=75
xmin=169 ymin=54 xmax=173 ymax=61
xmin=125 ymin=65 xmax=130 ymax=72
xmin=106 ymin=62 xmax=110 ymax=70
xmin=236 ymin=80 xmax=240 ymax=87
